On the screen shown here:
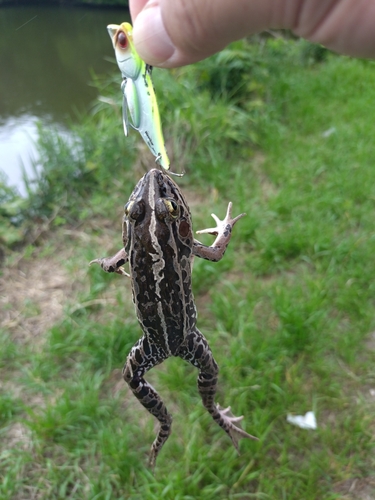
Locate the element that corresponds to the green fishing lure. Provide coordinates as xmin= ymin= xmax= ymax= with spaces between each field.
xmin=107 ymin=22 xmax=170 ymax=171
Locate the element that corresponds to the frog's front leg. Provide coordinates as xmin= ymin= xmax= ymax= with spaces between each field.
xmin=176 ymin=328 xmax=258 ymax=451
xmin=193 ymin=202 xmax=245 ymax=262
xmin=89 ymin=248 xmax=129 ymax=276
xmin=123 ymin=336 xmax=172 ymax=470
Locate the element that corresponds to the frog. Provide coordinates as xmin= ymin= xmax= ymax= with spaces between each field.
xmin=90 ymin=169 xmax=257 ymax=468
xmin=107 ymin=23 xmax=170 ymax=172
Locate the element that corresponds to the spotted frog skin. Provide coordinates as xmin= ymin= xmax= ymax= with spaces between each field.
xmin=90 ymin=169 xmax=257 ymax=468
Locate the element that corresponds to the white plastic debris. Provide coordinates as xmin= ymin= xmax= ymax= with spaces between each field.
xmin=322 ymin=127 xmax=336 ymax=138
xmin=286 ymin=411 xmax=317 ymax=430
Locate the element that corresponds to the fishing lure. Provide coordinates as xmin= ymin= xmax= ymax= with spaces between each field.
xmin=107 ymin=22 xmax=170 ymax=171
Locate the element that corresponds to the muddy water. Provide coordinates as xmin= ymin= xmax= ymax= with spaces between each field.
xmin=0 ymin=4 xmax=130 ymax=194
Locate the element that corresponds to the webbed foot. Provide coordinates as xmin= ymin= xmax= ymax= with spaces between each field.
xmin=215 ymin=404 xmax=258 ymax=452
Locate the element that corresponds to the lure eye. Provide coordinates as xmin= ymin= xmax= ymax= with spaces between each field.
xmin=117 ymin=31 xmax=128 ymax=49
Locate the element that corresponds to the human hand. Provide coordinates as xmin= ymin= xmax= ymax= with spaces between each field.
xmin=130 ymin=0 xmax=375 ymax=67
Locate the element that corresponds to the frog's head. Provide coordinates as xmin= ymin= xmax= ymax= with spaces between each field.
xmin=107 ymin=22 xmax=142 ymax=80
xmin=124 ymin=169 xmax=192 ymax=246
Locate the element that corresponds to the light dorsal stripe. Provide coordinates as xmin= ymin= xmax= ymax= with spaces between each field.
xmin=147 ymin=176 xmax=171 ymax=355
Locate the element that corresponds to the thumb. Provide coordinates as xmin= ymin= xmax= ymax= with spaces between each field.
xmin=131 ymin=0 xmax=274 ymax=68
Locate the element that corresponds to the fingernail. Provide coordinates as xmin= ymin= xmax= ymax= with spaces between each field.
xmin=133 ymin=3 xmax=175 ymax=65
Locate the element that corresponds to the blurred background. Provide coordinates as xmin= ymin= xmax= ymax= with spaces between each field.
xmin=0 ymin=1 xmax=129 ymax=195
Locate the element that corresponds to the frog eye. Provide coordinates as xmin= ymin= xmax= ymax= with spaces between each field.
xmin=125 ymin=200 xmax=145 ymax=221
xmin=124 ymin=201 xmax=133 ymax=216
xmin=117 ymin=31 xmax=128 ymax=49
xmin=165 ymin=199 xmax=179 ymax=218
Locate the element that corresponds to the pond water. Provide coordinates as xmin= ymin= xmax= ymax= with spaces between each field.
xmin=0 ymin=4 xmax=130 ymax=195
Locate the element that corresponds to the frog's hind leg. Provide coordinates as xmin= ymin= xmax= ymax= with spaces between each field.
xmin=123 ymin=336 xmax=172 ymax=470
xmin=177 ymin=329 xmax=258 ymax=451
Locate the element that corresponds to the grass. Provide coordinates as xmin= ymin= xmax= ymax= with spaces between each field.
xmin=1 ymin=37 xmax=375 ymax=498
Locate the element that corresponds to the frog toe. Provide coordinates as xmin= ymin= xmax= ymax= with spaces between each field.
xmin=216 ymin=404 xmax=258 ymax=452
